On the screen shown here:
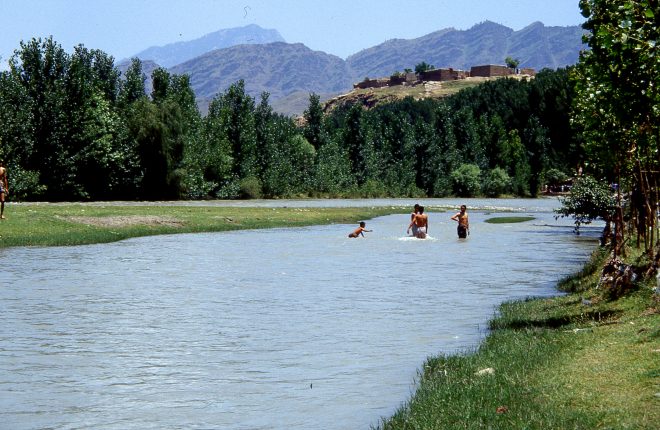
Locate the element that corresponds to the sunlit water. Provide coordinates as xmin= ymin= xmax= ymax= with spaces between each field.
xmin=0 ymin=200 xmax=600 ymax=429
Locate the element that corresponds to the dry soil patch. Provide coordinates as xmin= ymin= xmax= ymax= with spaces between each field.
xmin=63 ymin=215 xmax=184 ymax=228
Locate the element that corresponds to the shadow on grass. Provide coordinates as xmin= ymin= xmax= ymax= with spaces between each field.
xmin=490 ymin=309 xmax=622 ymax=330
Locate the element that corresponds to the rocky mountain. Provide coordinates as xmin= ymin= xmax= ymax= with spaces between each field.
xmin=169 ymin=42 xmax=352 ymax=105
xmin=346 ymin=21 xmax=585 ymax=81
xmin=130 ymin=24 xmax=285 ymax=68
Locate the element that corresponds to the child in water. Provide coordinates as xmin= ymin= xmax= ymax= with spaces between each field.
xmin=348 ymin=221 xmax=372 ymax=238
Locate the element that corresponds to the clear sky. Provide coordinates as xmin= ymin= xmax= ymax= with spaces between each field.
xmin=1 ymin=0 xmax=584 ymax=67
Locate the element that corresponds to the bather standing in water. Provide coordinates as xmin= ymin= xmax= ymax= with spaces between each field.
xmin=409 ymin=203 xmax=420 ymax=237
xmin=407 ymin=206 xmax=428 ymax=239
xmin=451 ymin=205 xmax=469 ymax=238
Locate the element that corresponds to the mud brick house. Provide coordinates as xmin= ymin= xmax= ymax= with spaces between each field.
xmin=404 ymin=72 xmax=418 ymax=83
xmin=470 ymin=64 xmax=514 ymax=77
xmin=353 ymin=78 xmax=390 ymax=89
xmin=420 ymin=68 xmax=468 ymax=81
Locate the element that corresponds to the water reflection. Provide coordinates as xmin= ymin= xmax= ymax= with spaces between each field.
xmin=0 ymin=206 xmax=599 ymax=429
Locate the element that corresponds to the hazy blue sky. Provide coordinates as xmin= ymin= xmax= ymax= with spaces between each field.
xmin=1 ymin=0 xmax=584 ymax=66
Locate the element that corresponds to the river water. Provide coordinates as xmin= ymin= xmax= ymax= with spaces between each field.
xmin=0 ymin=199 xmax=600 ymax=429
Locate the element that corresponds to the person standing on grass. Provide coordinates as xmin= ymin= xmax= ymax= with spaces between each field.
xmin=451 ymin=205 xmax=469 ymax=238
xmin=0 ymin=160 xmax=8 ymax=219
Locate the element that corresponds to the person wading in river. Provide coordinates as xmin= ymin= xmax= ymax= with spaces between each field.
xmin=409 ymin=203 xmax=420 ymax=237
xmin=451 ymin=205 xmax=469 ymax=238
xmin=408 ymin=206 xmax=428 ymax=239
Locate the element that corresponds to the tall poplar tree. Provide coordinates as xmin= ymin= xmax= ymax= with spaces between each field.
xmin=574 ymin=0 xmax=659 ymax=254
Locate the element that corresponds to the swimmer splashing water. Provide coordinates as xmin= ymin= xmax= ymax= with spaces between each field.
xmin=348 ymin=221 xmax=372 ymax=238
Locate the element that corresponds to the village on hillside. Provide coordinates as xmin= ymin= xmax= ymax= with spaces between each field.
xmin=354 ymin=63 xmax=536 ymax=90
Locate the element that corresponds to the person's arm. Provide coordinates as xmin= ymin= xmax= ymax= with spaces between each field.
xmin=451 ymin=213 xmax=459 ymax=222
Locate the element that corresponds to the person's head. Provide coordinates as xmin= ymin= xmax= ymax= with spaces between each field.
xmin=414 ymin=203 xmax=420 ymax=212
xmin=419 ymin=206 xmax=425 ymax=214
xmin=359 ymin=221 xmax=366 ymax=227
xmin=460 ymin=205 xmax=466 ymax=212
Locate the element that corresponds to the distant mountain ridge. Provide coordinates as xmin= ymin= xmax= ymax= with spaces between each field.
xmin=130 ymin=24 xmax=285 ymax=68
xmin=123 ymin=22 xmax=586 ymax=115
xmin=346 ymin=21 xmax=585 ymax=80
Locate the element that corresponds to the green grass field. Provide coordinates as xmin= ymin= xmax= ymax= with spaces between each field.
xmin=0 ymin=202 xmax=405 ymax=248
xmin=484 ymin=216 xmax=535 ymax=223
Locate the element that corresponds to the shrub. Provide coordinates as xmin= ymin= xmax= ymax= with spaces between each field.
xmin=239 ymin=176 xmax=263 ymax=199
xmin=555 ymin=175 xmax=616 ymax=234
xmin=544 ymin=168 xmax=569 ymax=187
xmin=482 ymin=167 xmax=511 ymax=197
xmin=450 ymin=164 xmax=481 ymax=197
xmin=8 ymin=165 xmax=46 ymax=201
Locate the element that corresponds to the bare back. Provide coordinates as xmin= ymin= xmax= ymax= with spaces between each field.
xmin=414 ymin=213 xmax=428 ymax=228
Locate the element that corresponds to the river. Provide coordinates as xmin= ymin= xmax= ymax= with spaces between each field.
xmin=0 ymin=199 xmax=600 ymax=429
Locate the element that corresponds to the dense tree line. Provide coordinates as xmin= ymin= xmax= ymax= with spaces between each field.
xmin=314 ymin=67 xmax=579 ymax=198
xmin=565 ymin=0 xmax=659 ymax=259
xmin=0 ymin=37 xmax=580 ymax=201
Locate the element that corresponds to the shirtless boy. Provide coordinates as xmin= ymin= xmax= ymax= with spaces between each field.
xmin=408 ymin=206 xmax=428 ymax=239
xmin=451 ymin=205 xmax=469 ymax=238
xmin=409 ymin=203 xmax=420 ymax=236
xmin=0 ymin=160 xmax=7 ymax=219
xmin=348 ymin=221 xmax=372 ymax=238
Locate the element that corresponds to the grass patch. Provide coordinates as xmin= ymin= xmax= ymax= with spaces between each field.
xmin=484 ymin=216 xmax=535 ymax=224
xmin=377 ymin=249 xmax=660 ymax=429
xmin=0 ymin=203 xmax=405 ymax=248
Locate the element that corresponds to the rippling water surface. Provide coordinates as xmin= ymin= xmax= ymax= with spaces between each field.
xmin=0 ymin=200 xmax=599 ymax=429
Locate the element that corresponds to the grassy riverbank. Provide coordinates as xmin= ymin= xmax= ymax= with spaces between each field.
xmin=377 ymin=248 xmax=660 ymax=429
xmin=0 ymin=203 xmax=405 ymax=248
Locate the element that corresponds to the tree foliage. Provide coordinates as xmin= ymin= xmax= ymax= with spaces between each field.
xmin=571 ymin=0 xmax=659 ymax=255
xmin=504 ymin=56 xmax=520 ymax=69
xmin=555 ymin=175 xmax=616 ymax=234
xmin=414 ymin=62 xmax=434 ymax=74
xmin=450 ymin=164 xmax=482 ymax=197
